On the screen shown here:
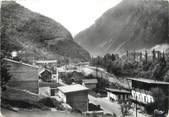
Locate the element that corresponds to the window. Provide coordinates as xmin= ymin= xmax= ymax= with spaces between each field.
xmin=51 ymin=89 xmax=55 ymax=96
xmin=144 ymin=96 xmax=147 ymax=103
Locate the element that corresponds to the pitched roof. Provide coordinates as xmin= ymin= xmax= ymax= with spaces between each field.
xmin=127 ymin=78 xmax=169 ymax=85
xmin=35 ymin=60 xmax=57 ymax=64
xmin=82 ymin=79 xmax=98 ymax=84
xmin=58 ymin=84 xmax=89 ymax=93
xmin=106 ymin=88 xmax=131 ymax=94
xmin=38 ymin=68 xmax=51 ymax=75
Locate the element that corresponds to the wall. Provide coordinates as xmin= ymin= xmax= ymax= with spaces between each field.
xmin=5 ymin=60 xmax=39 ymax=93
xmin=39 ymin=87 xmax=50 ymax=97
xmin=107 ymin=92 xmax=130 ymax=101
xmin=107 ymin=92 xmax=118 ymax=101
xmin=8 ymin=81 xmax=38 ymax=93
xmin=84 ymin=83 xmax=96 ymax=89
xmin=66 ymin=91 xmax=88 ymax=112
xmin=131 ymin=90 xmax=154 ymax=104
xmin=58 ymin=91 xmax=66 ymax=102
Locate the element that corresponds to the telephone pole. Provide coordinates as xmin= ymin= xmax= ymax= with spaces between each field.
xmin=136 ymin=96 xmax=138 ymax=117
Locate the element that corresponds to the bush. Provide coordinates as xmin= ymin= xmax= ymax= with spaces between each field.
xmin=38 ymin=97 xmax=61 ymax=108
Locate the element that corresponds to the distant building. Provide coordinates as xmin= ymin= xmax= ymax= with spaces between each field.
xmin=106 ymin=88 xmax=131 ymax=102
xmin=3 ymin=58 xmax=39 ymax=93
xmin=36 ymin=60 xmax=59 ymax=82
xmin=39 ymin=69 xmax=52 ymax=82
xmin=127 ymin=78 xmax=169 ymax=112
xmin=57 ymin=84 xmax=89 ymax=112
xmin=82 ymin=79 xmax=98 ymax=89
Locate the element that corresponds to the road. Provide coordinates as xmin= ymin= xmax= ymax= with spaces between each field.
xmin=88 ymin=95 xmax=151 ymax=117
xmin=88 ymin=95 xmax=122 ymax=116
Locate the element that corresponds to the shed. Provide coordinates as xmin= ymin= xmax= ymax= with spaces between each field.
xmin=57 ymin=84 xmax=89 ymax=112
xmin=82 ymin=79 xmax=98 ymax=89
xmin=106 ymin=88 xmax=131 ymax=102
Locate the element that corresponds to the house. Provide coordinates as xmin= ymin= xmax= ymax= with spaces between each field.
xmin=39 ymin=69 xmax=52 ymax=82
xmin=57 ymin=84 xmax=89 ymax=112
xmin=38 ymin=67 xmax=59 ymax=82
xmin=82 ymin=79 xmax=98 ymax=89
xmin=36 ymin=60 xmax=59 ymax=82
xmin=3 ymin=58 xmax=39 ymax=93
xmin=106 ymin=88 xmax=131 ymax=102
xmin=127 ymin=78 xmax=169 ymax=113
xmin=51 ymin=66 xmax=59 ymax=82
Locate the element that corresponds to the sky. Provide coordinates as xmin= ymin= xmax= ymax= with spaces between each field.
xmin=16 ymin=0 xmax=122 ymax=36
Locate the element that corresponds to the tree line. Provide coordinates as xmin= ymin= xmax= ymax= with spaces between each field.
xmin=90 ymin=53 xmax=169 ymax=82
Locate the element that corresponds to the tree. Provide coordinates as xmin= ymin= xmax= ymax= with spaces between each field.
xmin=111 ymin=54 xmax=116 ymax=61
xmin=151 ymin=88 xmax=167 ymax=113
xmin=163 ymin=70 xmax=169 ymax=82
xmin=1 ymin=60 xmax=11 ymax=91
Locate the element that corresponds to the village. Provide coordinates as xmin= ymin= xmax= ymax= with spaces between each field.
xmin=1 ymin=49 xmax=169 ymax=117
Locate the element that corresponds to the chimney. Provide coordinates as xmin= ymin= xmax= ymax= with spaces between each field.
xmin=140 ymin=52 xmax=142 ymax=61
xmin=145 ymin=50 xmax=148 ymax=63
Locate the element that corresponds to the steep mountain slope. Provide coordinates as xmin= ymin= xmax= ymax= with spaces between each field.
xmin=1 ymin=1 xmax=90 ymax=62
xmin=75 ymin=0 xmax=169 ymax=56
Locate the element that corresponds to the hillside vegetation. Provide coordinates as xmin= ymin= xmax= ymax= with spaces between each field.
xmin=75 ymin=0 xmax=169 ymax=56
xmin=1 ymin=1 xmax=90 ymax=62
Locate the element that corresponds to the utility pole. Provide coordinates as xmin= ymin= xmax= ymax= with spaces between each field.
xmin=133 ymin=50 xmax=136 ymax=61
xmin=136 ymin=95 xmax=138 ymax=117
xmin=145 ymin=50 xmax=148 ymax=63
xmin=96 ymin=65 xmax=98 ymax=78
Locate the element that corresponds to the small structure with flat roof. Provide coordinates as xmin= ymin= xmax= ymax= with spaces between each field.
xmin=57 ymin=84 xmax=89 ymax=112
xmin=106 ymin=88 xmax=131 ymax=102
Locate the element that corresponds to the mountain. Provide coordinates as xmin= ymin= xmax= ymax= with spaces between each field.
xmin=75 ymin=0 xmax=169 ymax=56
xmin=1 ymin=1 xmax=90 ymax=62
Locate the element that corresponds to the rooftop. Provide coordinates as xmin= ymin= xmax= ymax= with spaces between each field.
xmin=82 ymin=79 xmax=98 ymax=84
xmin=127 ymin=78 xmax=169 ymax=85
xmin=106 ymin=88 xmax=131 ymax=94
xmin=3 ymin=58 xmax=39 ymax=69
xmin=38 ymin=68 xmax=52 ymax=75
xmin=58 ymin=84 xmax=89 ymax=93
xmin=35 ymin=60 xmax=57 ymax=64
xmin=39 ymin=82 xmax=61 ymax=88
